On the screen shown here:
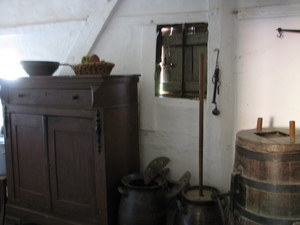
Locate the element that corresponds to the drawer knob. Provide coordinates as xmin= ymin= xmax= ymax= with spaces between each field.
xmin=72 ymin=95 xmax=79 ymax=100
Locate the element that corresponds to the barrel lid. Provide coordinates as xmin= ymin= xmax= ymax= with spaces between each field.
xmin=236 ymin=128 xmax=300 ymax=153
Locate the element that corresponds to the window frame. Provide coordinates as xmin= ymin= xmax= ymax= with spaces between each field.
xmin=155 ymin=23 xmax=208 ymax=99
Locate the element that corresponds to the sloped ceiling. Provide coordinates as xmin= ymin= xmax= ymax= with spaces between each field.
xmin=0 ymin=0 xmax=120 ymax=75
xmin=64 ymin=0 xmax=120 ymax=64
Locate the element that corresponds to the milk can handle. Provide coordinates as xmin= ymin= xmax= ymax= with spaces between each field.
xmin=229 ymin=171 xmax=240 ymax=212
xmin=229 ymin=171 xmax=241 ymax=225
xmin=118 ymin=187 xmax=128 ymax=196
xmin=175 ymin=199 xmax=187 ymax=214
xmin=212 ymin=190 xmax=229 ymax=225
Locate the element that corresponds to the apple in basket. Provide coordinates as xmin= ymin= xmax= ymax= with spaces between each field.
xmin=89 ymin=54 xmax=100 ymax=63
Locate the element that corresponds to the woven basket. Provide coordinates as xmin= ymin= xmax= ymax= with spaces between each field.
xmin=71 ymin=61 xmax=115 ymax=75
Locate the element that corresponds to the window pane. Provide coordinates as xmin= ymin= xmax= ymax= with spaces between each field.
xmin=155 ymin=23 xmax=208 ymax=99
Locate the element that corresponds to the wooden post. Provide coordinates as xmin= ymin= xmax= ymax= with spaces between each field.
xmin=199 ymin=53 xmax=205 ymax=196
xmin=290 ymin=121 xmax=295 ymax=143
xmin=256 ymin=118 xmax=263 ymax=131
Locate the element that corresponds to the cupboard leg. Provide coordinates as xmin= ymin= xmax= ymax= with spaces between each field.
xmin=0 ymin=176 xmax=7 ymax=225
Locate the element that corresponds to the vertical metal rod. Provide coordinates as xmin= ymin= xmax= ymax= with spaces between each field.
xmin=199 ymin=53 xmax=205 ymax=196
xmin=290 ymin=121 xmax=295 ymax=143
xmin=181 ymin=24 xmax=186 ymax=97
xmin=256 ymin=118 xmax=263 ymax=132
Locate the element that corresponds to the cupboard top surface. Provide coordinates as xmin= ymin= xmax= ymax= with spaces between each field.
xmin=0 ymin=75 xmax=140 ymax=108
xmin=0 ymin=74 xmax=140 ymax=89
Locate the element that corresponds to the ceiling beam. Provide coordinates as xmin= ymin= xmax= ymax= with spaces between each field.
xmin=238 ymin=3 xmax=300 ymax=20
xmin=63 ymin=0 xmax=120 ymax=65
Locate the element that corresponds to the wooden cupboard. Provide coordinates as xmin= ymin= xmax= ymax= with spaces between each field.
xmin=0 ymin=176 xmax=6 ymax=225
xmin=0 ymin=75 xmax=140 ymax=225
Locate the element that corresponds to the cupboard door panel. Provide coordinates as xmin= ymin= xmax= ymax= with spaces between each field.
xmin=10 ymin=114 xmax=51 ymax=209
xmin=48 ymin=116 xmax=97 ymax=217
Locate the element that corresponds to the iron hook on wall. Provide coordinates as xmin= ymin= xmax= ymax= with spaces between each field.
xmin=212 ymin=49 xmax=220 ymax=116
xmin=277 ymin=27 xmax=300 ymax=39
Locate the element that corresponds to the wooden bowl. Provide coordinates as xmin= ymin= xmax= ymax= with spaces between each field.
xmin=20 ymin=61 xmax=60 ymax=76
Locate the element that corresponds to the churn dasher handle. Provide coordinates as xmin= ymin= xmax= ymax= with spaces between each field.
xmin=256 ymin=118 xmax=263 ymax=132
xmin=290 ymin=121 xmax=295 ymax=143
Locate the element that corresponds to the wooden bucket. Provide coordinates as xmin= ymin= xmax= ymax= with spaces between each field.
xmin=231 ymin=125 xmax=300 ymax=225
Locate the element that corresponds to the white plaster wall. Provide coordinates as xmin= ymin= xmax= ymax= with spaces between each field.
xmin=237 ymin=0 xmax=300 ymax=8
xmin=92 ymin=0 xmax=236 ymax=191
xmin=233 ymin=3 xmax=300 ymax=143
xmin=0 ymin=0 xmax=119 ymax=76
xmin=1 ymin=0 xmax=300 ymax=193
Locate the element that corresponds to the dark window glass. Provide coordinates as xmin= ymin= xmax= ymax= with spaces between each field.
xmin=155 ymin=23 xmax=208 ymax=99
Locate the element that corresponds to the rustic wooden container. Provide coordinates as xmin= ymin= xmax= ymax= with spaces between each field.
xmin=71 ymin=61 xmax=115 ymax=75
xmin=231 ymin=128 xmax=300 ymax=225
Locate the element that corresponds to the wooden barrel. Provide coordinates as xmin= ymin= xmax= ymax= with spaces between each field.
xmin=231 ymin=128 xmax=300 ymax=225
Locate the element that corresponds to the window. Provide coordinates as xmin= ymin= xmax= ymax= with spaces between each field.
xmin=155 ymin=23 xmax=208 ymax=99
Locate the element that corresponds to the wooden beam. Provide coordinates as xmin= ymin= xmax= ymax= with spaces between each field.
xmin=238 ymin=3 xmax=300 ymax=20
xmin=62 ymin=0 xmax=120 ymax=65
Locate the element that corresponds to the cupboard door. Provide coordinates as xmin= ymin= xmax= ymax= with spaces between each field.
xmin=10 ymin=114 xmax=51 ymax=209
xmin=47 ymin=116 xmax=98 ymax=217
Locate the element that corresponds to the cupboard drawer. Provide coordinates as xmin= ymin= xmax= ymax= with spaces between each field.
xmin=8 ymin=89 xmax=92 ymax=108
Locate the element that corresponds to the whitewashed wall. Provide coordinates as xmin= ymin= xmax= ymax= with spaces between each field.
xmin=1 ymin=0 xmax=300 ymax=192
xmin=0 ymin=0 xmax=119 ymax=77
xmin=234 ymin=2 xmax=300 ymax=134
xmin=91 ymin=0 xmax=236 ymax=191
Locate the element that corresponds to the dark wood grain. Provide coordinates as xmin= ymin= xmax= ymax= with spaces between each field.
xmin=0 ymin=75 xmax=140 ymax=225
xmin=0 ymin=176 xmax=6 ymax=225
xmin=232 ymin=128 xmax=300 ymax=224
